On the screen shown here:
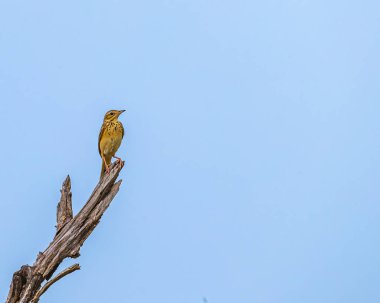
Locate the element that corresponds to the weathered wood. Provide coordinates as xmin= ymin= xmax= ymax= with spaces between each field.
xmin=6 ymin=162 xmax=124 ymax=303
xmin=56 ymin=175 xmax=73 ymax=234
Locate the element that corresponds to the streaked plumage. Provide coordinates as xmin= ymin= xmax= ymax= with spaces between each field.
xmin=98 ymin=109 xmax=125 ymax=178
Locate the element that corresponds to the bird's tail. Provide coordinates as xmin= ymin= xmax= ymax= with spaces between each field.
xmin=100 ymin=160 xmax=108 ymax=179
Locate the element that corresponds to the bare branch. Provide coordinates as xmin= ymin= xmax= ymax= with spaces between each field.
xmin=56 ymin=175 xmax=73 ymax=234
xmin=6 ymin=161 xmax=124 ymax=302
xmin=30 ymin=264 xmax=80 ymax=303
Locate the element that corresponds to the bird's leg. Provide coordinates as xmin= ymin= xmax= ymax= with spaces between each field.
xmin=102 ymin=155 xmax=110 ymax=175
xmin=113 ymin=155 xmax=124 ymax=168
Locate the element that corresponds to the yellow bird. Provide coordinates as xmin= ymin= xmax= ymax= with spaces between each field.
xmin=98 ymin=109 xmax=126 ymax=178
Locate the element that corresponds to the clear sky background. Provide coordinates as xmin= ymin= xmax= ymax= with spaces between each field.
xmin=1 ymin=0 xmax=380 ymax=302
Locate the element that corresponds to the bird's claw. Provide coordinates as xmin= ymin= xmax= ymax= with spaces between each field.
xmin=114 ymin=157 xmax=124 ymax=169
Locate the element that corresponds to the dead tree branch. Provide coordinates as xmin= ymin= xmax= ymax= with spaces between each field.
xmin=30 ymin=264 xmax=80 ymax=303
xmin=6 ymin=161 xmax=124 ymax=303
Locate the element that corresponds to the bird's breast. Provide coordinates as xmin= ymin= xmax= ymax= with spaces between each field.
xmin=99 ymin=122 xmax=123 ymax=157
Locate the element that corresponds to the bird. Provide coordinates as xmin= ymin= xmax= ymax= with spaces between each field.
xmin=98 ymin=109 xmax=126 ymax=178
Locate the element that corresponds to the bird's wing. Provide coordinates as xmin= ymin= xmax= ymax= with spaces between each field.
xmin=98 ymin=123 xmax=106 ymax=155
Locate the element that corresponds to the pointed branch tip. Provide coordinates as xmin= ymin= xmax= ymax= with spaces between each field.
xmin=62 ymin=175 xmax=71 ymax=189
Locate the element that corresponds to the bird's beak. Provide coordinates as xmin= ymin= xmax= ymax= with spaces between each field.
xmin=119 ymin=110 xmax=126 ymax=114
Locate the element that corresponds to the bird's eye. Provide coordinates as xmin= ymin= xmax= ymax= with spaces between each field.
xmin=110 ymin=112 xmax=114 ymax=115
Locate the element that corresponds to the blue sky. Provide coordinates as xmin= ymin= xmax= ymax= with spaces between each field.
xmin=1 ymin=0 xmax=380 ymax=302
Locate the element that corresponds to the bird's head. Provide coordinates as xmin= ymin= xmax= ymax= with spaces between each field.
xmin=103 ymin=109 xmax=126 ymax=122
